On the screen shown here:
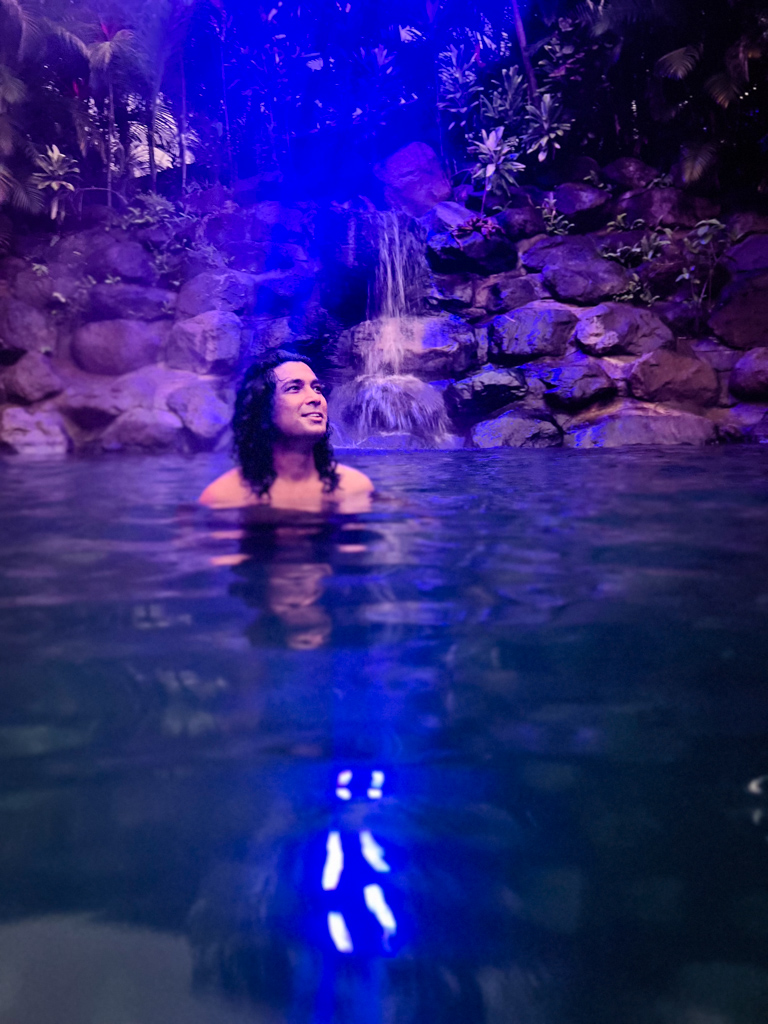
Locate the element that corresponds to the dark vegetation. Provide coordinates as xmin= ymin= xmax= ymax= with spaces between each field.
xmin=2 ymin=0 xmax=768 ymax=232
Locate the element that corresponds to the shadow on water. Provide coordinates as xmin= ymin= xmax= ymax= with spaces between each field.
xmin=1 ymin=449 xmax=768 ymax=1022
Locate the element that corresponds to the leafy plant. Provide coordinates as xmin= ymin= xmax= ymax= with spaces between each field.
xmin=468 ymin=126 xmax=525 ymax=210
xmin=611 ymin=273 xmax=659 ymax=306
xmin=524 ymin=93 xmax=572 ymax=163
xmin=437 ymin=45 xmax=481 ymax=131
xmin=539 ymin=193 xmax=573 ymax=235
xmin=480 ymin=65 xmax=526 ymax=127
xmin=29 ymin=145 xmax=80 ymax=222
xmin=676 ymin=218 xmax=729 ymax=322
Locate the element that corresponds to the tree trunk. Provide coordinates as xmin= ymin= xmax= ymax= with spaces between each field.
xmin=107 ymin=78 xmax=115 ymax=208
xmin=147 ymin=92 xmax=157 ymax=193
xmin=180 ymin=56 xmax=188 ymax=193
xmin=509 ymin=0 xmax=537 ymax=103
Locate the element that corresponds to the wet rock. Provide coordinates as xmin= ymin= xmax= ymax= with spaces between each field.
xmin=345 ymin=315 xmax=481 ymax=379
xmin=495 ymin=203 xmax=546 ymax=240
xmin=553 ymin=183 xmax=609 ymax=217
xmin=613 ymin=188 xmax=719 ymax=229
xmin=522 ymin=352 xmax=617 ymax=411
xmin=602 ymin=157 xmax=658 ymax=190
xmin=473 ymin=272 xmax=548 ymax=318
xmin=420 ymin=201 xmax=475 ymax=234
xmin=166 ymin=382 xmax=231 ymax=443
xmin=573 ymin=302 xmax=673 ymax=356
xmin=627 ymin=349 xmax=719 ymax=405
xmin=426 ymin=228 xmax=517 ymax=275
xmin=565 ymin=398 xmax=716 ymax=447
xmin=729 ymin=347 xmax=768 ymax=400
xmin=166 ymin=310 xmax=242 ymax=374
xmin=520 ymin=235 xmax=629 ymax=303
xmin=3 ymin=353 xmax=63 ymax=403
xmin=727 ymin=211 xmax=768 ymax=241
xmin=748 ymin=411 xmax=768 ymax=443
xmin=88 ymin=283 xmax=177 ymax=321
xmin=428 ymin=273 xmax=475 ymax=312
xmin=56 ymin=366 xmax=198 ymax=433
xmin=0 ymin=299 xmax=57 ymax=356
xmin=72 ymin=319 xmax=169 ymax=375
xmin=101 ymin=408 xmax=184 ymax=452
xmin=253 ymin=269 xmax=315 ymax=317
xmin=12 ymin=264 xmax=82 ymax=308
xmin=470 ymin=407 xmax=562 ymax=448
xmin=374 ymin=142 xmax=452 ymax=217
xmin=241 ymin=316 xmax=295 ymax=363
xmin=722 ymin=234 xmax=768 ymax=275
xmin=488 ymin=301 xmax=579 ymax=363
xmin=709 ymin=271 xmax=768 ymax=349
xmin=0 ymin=406 xmax=69 ymax=455
xmin=445 ymin=365 xmax=527 ymax=421
xmin=176 ymin=270 xmax=257 ymax=319
xmin=708 ymin=403 xmax=768 ymax=442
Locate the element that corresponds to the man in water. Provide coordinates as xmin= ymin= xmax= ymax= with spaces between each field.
xmin=199 ymin=352 xmax=374 ymax=511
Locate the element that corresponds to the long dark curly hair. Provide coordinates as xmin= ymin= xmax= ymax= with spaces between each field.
xmin=233 ymin=351 xmax=340 ymax=498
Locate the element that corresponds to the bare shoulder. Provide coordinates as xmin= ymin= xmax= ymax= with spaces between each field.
xmin=336 ymin=463 xmax=374 ymax=494
xmin=198 ymin=468 xmax=259 ymax=507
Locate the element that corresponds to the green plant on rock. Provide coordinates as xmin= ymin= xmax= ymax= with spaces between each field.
xmin=676 ymin=218 xmax=729 ymax=322
xmin=539 ymin=193 xmax=573 ymax=235
xmin=468 ymin=126 xmax=525 ymax=211
xmin=610 ymin=273 xmax=659 ymax=307
xmin=601 ymin=225 xmax=673 ymax=267
xmin=29 ymin=145 xmax=80 ymax=223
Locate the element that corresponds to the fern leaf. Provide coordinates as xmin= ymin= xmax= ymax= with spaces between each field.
xmin=704 ymin=72 xmax=739 ymax=108
xmin=680 ymin=142 xmax=717 ymax=184
xmin=655 ymin=45 xmax=701 ymax=80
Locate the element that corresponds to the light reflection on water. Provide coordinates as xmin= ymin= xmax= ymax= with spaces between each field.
xmin=1 ymin=449 xmax=768 ymax=1022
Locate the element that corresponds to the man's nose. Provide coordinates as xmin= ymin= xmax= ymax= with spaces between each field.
xmin=305 ymin=390 xmax=322 ymax=405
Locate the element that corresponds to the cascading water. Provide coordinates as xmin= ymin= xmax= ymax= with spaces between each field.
xmin=332 ymin=212 xmax=451 ymax=446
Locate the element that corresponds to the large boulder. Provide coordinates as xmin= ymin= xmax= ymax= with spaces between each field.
xmin=0 ymin=299 xmax=57 ymax=356
xmin=473 ymin=272 xmax=548 ymax=318
xmin=88 ymin=283 xmax=177 ymax=321
xmin=488 ymin=301 xmax=579 ymax=363
xmin=56 ymin=366 xmax=199 ymax=433
xmin=374 ymin=142 xmax=452 ymax=217
xmin=520 ymin=236 xmax=628 ymax=303
xmin=495 ymin=203 xmax=546 ymax=240
xmin=613 ymin=188 xmax=719 ymax=229
xmin=689 ymin=338 xmax=743 ymax=372
xmin=420 ymin=201 xmax=475 ymax=235
xmin=521 ymin=352 xmax=617 ymax=411
xmin=3 ymin=353 xmax=63 ymax=403
xmin=72 ymin=319 xmax=169 ymax=375
xmin=602 ymin=158 xmax=658 ymax=190
xmin=166 ymin=310 xmax=242 ymax=374
xmin=709 ymin=272 xmax=768 ymax=350
xmin=428 ymin=273 xmax=475 ymax=313
xmin=166 ymin=382 xmax=231 ymax=443
xmin=101 ymin=408 xmax=184 ymax=452
xmin=445 ymin=365 xmax=527 ymax=422
xmin=345 ymin=315 xmax=481 ymax=379
xmin=426 ymin=228 xmax=517 ymax=275
xmin=729 ymin=348 xmax=768 ymax=400
xmin=627 ymin=350 xmax=719 ymax=405
xmin=564 ymin=399 xmax=716 ymax=447
xmin=0 ymin=406 xmax=70 ymax=455
xmin=721 ymin=235 xmax=768 ymax=276
xmin=253 ymin=269 xmax=316 ymax=317
xmin=552 ymin=183 xmax=609 ymax=218
xmin=470 ymin=408 xmax=562 ymax=448
xmin=573 ymin=302 xmax=673 ymax=357
xmin=240 ymin=316 xmax=295 ymax=363
xmin=12 ymin=264 xmax=82 ymax=309
xmin=176 ymin=270 xmax=257 ymax=319
xmin=727 ymin=211 xmax=768 ymax=242
xmin=50 ymin=231 xmax=156 ymax=284
xmin=707 ymin=403 xmax=768 ymax=442
xmin=748 ymin=411 xmax=768 ymax=443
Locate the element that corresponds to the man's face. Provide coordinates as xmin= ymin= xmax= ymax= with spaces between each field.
xmin=271 ymin=361 xmax=328 ymax=439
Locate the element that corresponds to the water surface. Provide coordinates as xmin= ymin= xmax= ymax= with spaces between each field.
xmin=2 ymin=448 xmax=768 ymax=1024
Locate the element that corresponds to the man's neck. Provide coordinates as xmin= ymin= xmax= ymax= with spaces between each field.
xmin=272 ymin=438 xmax=318 ymax=483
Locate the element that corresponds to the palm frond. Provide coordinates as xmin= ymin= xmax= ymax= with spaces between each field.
xmin=42 ymin=21 xmax=90 ymax=60
xmin=680 ymin=141 xmax=717 ymax=184
xmin=0 ymin=63 xmax=25 ymax=108
xmin=704 ymin=72 xmax=739 ymax=108
xmin=655 ymin=45 xmax=701 ymax=80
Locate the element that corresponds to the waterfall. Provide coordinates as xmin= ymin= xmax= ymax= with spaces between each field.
xmin=367 ymin=210 xmax=425 ymax=322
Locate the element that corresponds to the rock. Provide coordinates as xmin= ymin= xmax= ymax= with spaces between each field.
xmin=56 ymin=366 xmax=199 ymax=432
xmin=88 ymin=283 xmax=177 ymax=321
xmin=72 ymin=319 xmax=169 ymax=375
xmin=748 ymin=411 xmax=768 ymax=443
xmin=176 ymin=270 xmax=257 ymax=319
xmin=426 ymin=228 xmax=517 ymax=275
xmin=690 ymin=338 xmax=743 ymax=372
xmin=473 ymin=273 xmax=548 ymax=318
xmin=727 ymin=211 xmax=768 ymax=242
xmin=602 ymin=158 xmax=658 ymax=190
xmin=3 ymin=353 xmax=63 ymax=403
xmin=722 ymin=235 xmax=768 ymax=276
xmin=166 ymin=382 xmax=231 ymax=442
xmin=470 ymin=408 xmax=562 ymax=448
xmin=708 ymin=403 xmax=768 ymax=442
xmin=52 ymin=232 xmax=159 ymax=283
xmin=420 ymin=201 xmax=475 ymax=234
xmin=165 ymin=310 xmax=242 ymax=374
xmin=729 ymin=348 xmax=768 ymax=400
xmin=520 ymin=235 xmax=629 ymax=303
xmin=445 ymin=365 xmax=527 ymax=421
xmin=564 ymin=399 xmax=716 ymax=447
xmin=12 ymin=265 xmax=82 ymax=308
xmin=253 ymin=270 xmax=315 ymax=317
xmin=613 ymin=188 xmax=720 ymax=229
xmin=428 ymin=273 xmax=475 ymax=312
xmin=346 ymin=315 xmax=481 ymax=379
xmin=374 ymin=142 xmax=452 ymax=217
xmin=0 ymin=300 xmax=57 ymax=356
xmin=101 ymin=408 xmax=184 ymax=452
xmin=0 ymin=406 xmax=69 ymax=455
xmin=552 ymin=183 xmax=609 ymax=217
xmin=522 ymin=352 xmax=617 ymax=411
xmin=627 ymin=349 xmax=719 ymax=405
xmin=488 ymin=301 xmax=579 ymax=363
xmin=495 ymin=204 xmax=546 ymax=240
xmin=240 ymin=316 xmax=295 ymax=363
xmin=521 ymin=235 xmax=600 ymax=273
xmin=709 ymin=272 xmax=768 ymax=349
xmin=573 ymin=302 xmax=674 ymax=356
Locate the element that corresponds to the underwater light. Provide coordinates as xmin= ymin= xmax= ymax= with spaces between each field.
xmin=367 ymin=769 xmax=385 ymax=799
xmin=363 ymin=884 xmax=397 ymax=941
xmin=359 ymin=830 xmax=390 ymax=873
xmin=322 ymin=831 xmax=344 ymax=891
xmin=327 ymin=911 xmax=354 ymax=953
xmin=336 ymin=768 xmax=353 ymax=800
